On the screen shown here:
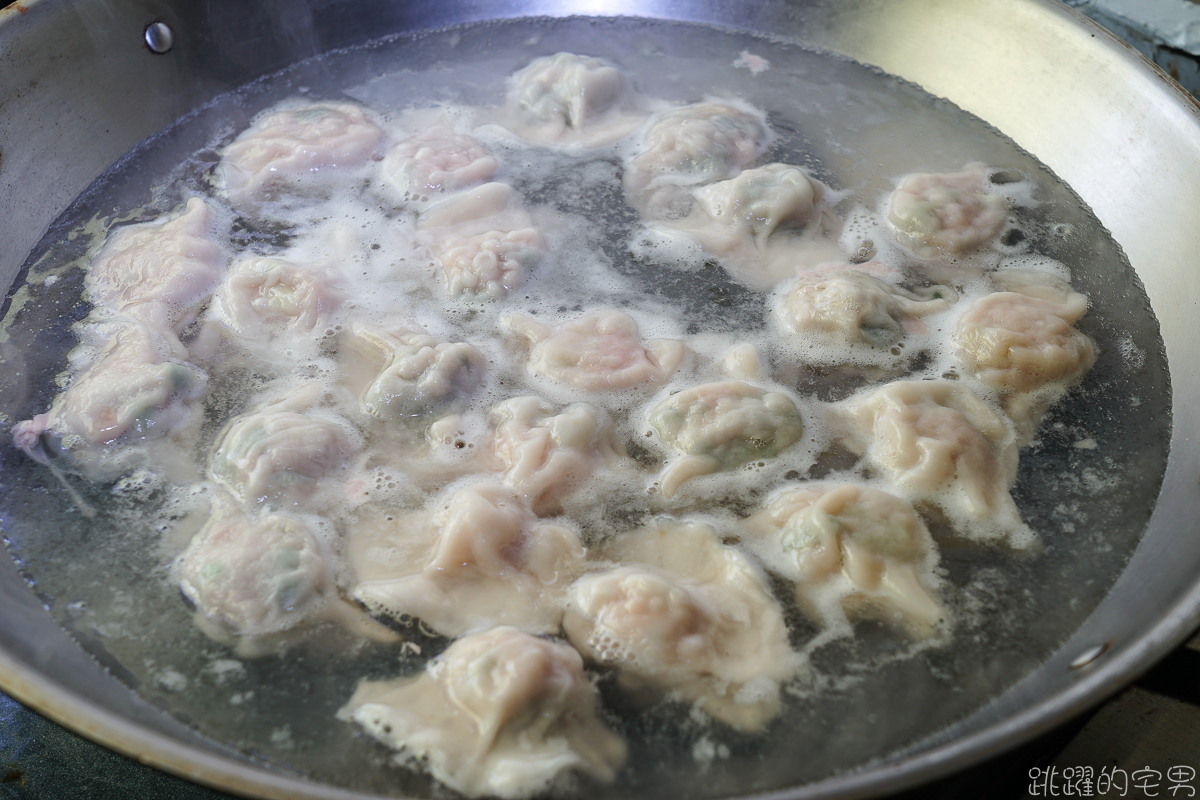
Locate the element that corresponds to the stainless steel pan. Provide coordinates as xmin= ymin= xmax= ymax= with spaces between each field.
xmin=1 ymin=0 xmax=1198 ymax=797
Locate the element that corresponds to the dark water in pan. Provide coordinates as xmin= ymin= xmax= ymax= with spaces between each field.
xmin=0 ymin=15 xmax=1171 ymax=800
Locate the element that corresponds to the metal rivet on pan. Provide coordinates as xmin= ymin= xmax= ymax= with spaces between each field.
xmin=144 ymin=21 xmax=174 ymax=54
xmin=1069 ymin=642 xmax=1110 ymax=670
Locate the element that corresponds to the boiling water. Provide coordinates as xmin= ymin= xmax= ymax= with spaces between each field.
xmin=0 ymin=16 xmax=1170 ymax=799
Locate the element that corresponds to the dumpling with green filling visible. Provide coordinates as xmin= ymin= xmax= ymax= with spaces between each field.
xmin=647 ymin=381 xmax=804 ymax=497
xmin=773 ymin=267 xmax=953 ymax=364
xmin=347 ymin=322 xmax=487 ymax=422
xmin=178 ymin=511 xmax=336 ymax=645
xmin=744 ymin=483 xmax=945 ymax=636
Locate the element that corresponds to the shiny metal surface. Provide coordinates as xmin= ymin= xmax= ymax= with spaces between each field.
xmin=1 ymin=0 xmax=1198 ymax=798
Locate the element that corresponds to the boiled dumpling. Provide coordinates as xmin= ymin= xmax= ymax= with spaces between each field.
xmin=647 ymin=381 xmax=804 ymax=497
xmin=177 ymin=510 xmax=336 ymax=649
xmin=351 ymin=483 xmax=586 ymax=637
xmin=347 ymin=322 xmax=487 ymax=421
xmin=219 ymin=102 xmax=384 ymax=202
xmin=383 ymin=124 xmax=497 ymax=201
xmin=506 ymin=309 xmax=685 ymax=391
xmin=338 ymin=626 xmax=626 ymax=799
xmin=17 ymin=321 xmax=206 ymax=453
xmin=625 ymin=102 xmax=771 ymax=216
xmin=420 ymin=183 xmax=546 ymax=300
xmin=838 ymin=380 xmax=1033 ymax=547
xmin=635 ymin=163 xmax=844 ymax=290
xmin=85 ymin=198 xmax=225 ymax=333
xmin=954 ymin=287 xmax=1094 ymax=440
xmin=208 ymin=383 xmax=359 ymax=508
xmin=886 ymin=164 xmax=1007 ymax=259
xmin=564 ymin=519 xmax=798 ymax=731
xmin=693 ymin=163 xmax=820 ymax=243
xmin=438 ymin=228 xmax=545 ymax=300
xmin=744 ymin=483 xmax=944 ymax=635
xmin=502 ymin=52 xmax=644 ymax=146
xmin=210 ymin=256 xmax=343 ymax=342
xmin=492 ymin=396 xmax=626 ymax=515
xmin=773 ymin=268 xmax=953 ymax=364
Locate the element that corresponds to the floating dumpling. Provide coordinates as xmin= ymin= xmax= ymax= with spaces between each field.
xmin=347 ymin=322 xmax=486 ymax=421
xmin=420 ymin=182 xmax=526 ymax=231
xmin=208 ymin=384 xmax=359 ymax=508
xmin=774 ymin=268 xmax=953 ymax=363
xmin=438 ymin=228 xmax=545 ymax=300
xmin=177 ymin=510 xmax=336 ymax=650
xmin=636 ymin=163 xmax=844 ymax=290
xmin=502 ymin=52 xmax=644 ymax=146
xmin=339 ymin=626 xmax=626 ymax=799
xmin=744 ymin=483 xmax=945 ymax=635
xmin=954 ymin=286 xmax=1094 ymax=439
xmin=492 ymin=396 xmax=625 ymax=514
xmin=693 ymin=163 xmax=820 ymax=244
xmin=886 ymin=164 xmax=1007 ymax=259
xmin=85 ymin=198 xmax=225 ymax=333
xmin=15 ymin=322 xmax=207 ymax=455
xmin=383 ymin=124 xmax=497 ymax=201
xmin=506 ymin=309 xmax=685 ymax=391
xmin=219 ymin=102 xmax=384 ymax=202
xmin=625 ymin=102 xmax=771 ymax=216
xmin=352 ymin=483 xmax=586 ymax=637
xmin=564 ymin=519 xmax=798 ymax=731
xmin=839 ymin=380 xmax=1032 ymax=547
xmin=647 ymin=381 xmax=804 ymax=497
xmin=210 ymin=256 xmax=343 ymax=342
xmin=419 ymin=183 xmax=546 ymax=300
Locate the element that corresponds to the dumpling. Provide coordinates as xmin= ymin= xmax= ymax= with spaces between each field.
xmin=419 ymin=182 xmax=526 ymax=231
xmin=338 ymin=626 xmax=626 ymax=799
xmin=177 ymin=510 xmax=336 ymax=649
xmin=209 ymin=256 xmax=343 ymax=341
xmin=85 ymin=198 xmax=225 ymax=333
xmin=647 ymin=381 xmax=804 ymax=497
xmin=352 ymin=483 xmax=586 ymax=637
xmin=492 ymin=396 xmax=626 ymax=515
xmin=383 ymin=124 xmax=497 ymax=201
xmin=502 ymin=52 xmax=644 ymax=146
xmin=773 ymin=268 xmax=953 ymax=363
xmin=564 ymin=519 xmax=798 ymax=731
xmin=636 ymin=163 xmax=844 ymax=290
xmin=886 ymin=164 xmax=1007 ymax=259
xmin=21 ymin=321 xmax=206 ymax=451
xmin=208 ymin=384 xmax=359 ymax=508
xmin=505 ymin=309 xmax=685 ymax=391
xmin=625 ymin=102 xmax=771 ymax=216
xmin=219 ymin=102 xmax=384 ymax=202
xmin=347 ymin=322 xmax=486 ymax=421
xmin=419 ymin=183 xmax=547 ymax=300
xmin=744 ymin=483 xmax=944 ymax=635
xmin=954 ymin=288 xmax=1094 ymax=439
xmin=437 ymin=228 xmax=545 ymax=300
xmin=838 ymin=380 xmax=1033 ymax=547
xmin=220 ymin=102 xmax=383 ymax=199
xmin=692 ymin=163 xmax=820 ymax=244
